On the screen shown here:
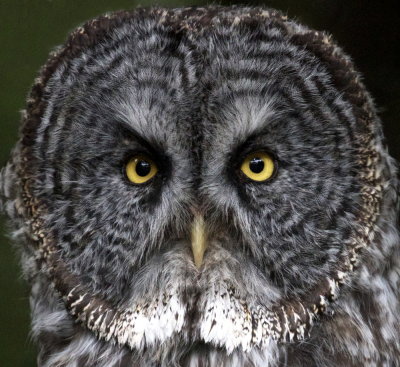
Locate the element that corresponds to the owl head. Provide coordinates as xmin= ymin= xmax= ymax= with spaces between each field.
xmin=0 ymin=6 xmax=398 ymax=366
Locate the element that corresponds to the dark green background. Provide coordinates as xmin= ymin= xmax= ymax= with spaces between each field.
xmin=0 ymin=0 xmax=398 ymax=365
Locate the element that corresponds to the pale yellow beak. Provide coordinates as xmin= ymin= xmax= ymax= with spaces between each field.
xmin=191 ymin=215 xmax=208 ymax=268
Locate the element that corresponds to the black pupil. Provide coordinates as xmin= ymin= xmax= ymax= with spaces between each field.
xmin=249 ymin=157 xmax=264 ymax=174
xmin=136 ymin=160 xmax=151 ymax=177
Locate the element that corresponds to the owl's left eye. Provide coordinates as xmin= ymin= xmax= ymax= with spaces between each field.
xmin=125 ymin=154 xmax=158 ymax=184
xmin=240 ymin=151 xmax=276 ymax=182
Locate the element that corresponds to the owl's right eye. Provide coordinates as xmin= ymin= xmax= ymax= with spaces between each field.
xmin=125 ymin=154 xmax=158 ymax=184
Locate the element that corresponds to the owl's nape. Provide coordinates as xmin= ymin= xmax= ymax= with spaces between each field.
xmin=0 ymin=6 xmax=399 ymax=367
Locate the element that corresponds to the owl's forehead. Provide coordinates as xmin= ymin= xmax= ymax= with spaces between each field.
xmin=39 ymin=12 xmax=346 ymax=160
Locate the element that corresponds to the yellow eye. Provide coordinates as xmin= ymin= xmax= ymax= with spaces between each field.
xmin=126 ymin=155 xmax=158 ymax=184
xmin=240 ymin=151 xmax=275 ymax=182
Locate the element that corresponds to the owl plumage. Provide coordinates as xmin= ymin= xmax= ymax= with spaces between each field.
xmin=0 ymin=6 xmax=399 ymax=367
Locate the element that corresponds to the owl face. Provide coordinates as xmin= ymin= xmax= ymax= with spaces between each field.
xmin=14 ymin=7 xmax=384 ymax=356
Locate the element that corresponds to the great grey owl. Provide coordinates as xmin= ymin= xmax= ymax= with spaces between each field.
xmin=0 ymin=6 xmax=399 ymax=367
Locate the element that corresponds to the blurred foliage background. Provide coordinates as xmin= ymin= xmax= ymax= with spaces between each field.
xmin=0 ymin=0 xmax=398 ymax=365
